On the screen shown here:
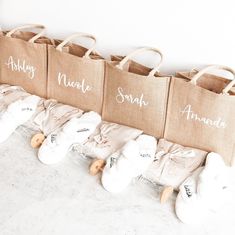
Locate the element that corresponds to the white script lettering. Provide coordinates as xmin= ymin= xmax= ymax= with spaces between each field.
xmin=116 ymin=87 xmax=149 ymax=107
xmin=5 ymin=56 xmax=36 ymax=79
xmin=57 ymin=72 xmax=92 ymax=94
xmin=180 ymin=104 xmax=226 ymax=129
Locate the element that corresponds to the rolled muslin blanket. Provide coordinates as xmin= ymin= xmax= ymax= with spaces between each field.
xmin=143 ymin=139 xmax=207 ymax=189
xmin=75 ymin=121 xmax=143 ymax=159
xmin=32 ymin=99 xmax=84 ymax=136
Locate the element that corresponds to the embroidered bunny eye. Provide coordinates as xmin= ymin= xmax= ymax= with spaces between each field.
xmin=51 ymin=134 xmax=57 ymax=144
xmin=109 ymin=157 xmax=117 ymax=168
xmin=184 ymin=185 xmax=192 ymax=197
xmin=77 ymin=128 xmax=89 ymax=133
xmin=22 ymin=107 xmax=33 ymax=111
xmin=140 ymin=153 xmax=151 ymax=158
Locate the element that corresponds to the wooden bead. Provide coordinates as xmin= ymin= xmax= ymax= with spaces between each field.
xmin=89 ymin=159 xmax=106 ymax=176
xmin=31 ymin=133 xmax=45 ymax=149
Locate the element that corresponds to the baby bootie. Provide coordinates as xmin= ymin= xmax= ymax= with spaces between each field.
xmin=101 ymin=134 xmax=157 ymax=193
xmin=0 ymin=95 xmax=40 ymax=143
xmin=175 ymin=152 xmax=231 ymax=224
xmin=38 ymin=111 xmax=101 ymax=165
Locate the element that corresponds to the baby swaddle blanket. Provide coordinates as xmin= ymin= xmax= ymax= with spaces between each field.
xmin=32 ymin=99 xmax=84 ymax=136
xmin=143 ymin=139 xmax=207 ymax=189
xmin=74 ymin=121 xmax=143 ymax=159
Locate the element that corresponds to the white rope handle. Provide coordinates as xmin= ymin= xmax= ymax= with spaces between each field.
xmin=116 ymin=47 xmax=163 ymax=77
xmin=190 ymin=65 xmax=235 ymax=94
xmin=6 ymin=24 xmax=46 ymax=43
xmin=56 ymin=33 xmax=96 ymax=58
xmin=222 ymin=76 xmax=235 ymax=94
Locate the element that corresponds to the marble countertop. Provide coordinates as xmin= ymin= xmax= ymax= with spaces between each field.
xmin=0 ymin=126 xmax=235 ymax=235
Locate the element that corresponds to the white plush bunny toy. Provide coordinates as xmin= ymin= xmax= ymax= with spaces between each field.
xmin=175 ymin=152 xmax=234 ymax=224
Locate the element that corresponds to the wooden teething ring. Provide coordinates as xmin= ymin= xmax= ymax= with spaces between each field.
xmin=31 ymin=133 xmax=45 ymax=149
xmin=160 ymin=186 xmax=174 ymax=203
xmin=89 ymin=159 xmax=106 ymax=176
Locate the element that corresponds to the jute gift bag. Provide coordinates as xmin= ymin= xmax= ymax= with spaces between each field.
xmin=0 ymin=24 xmax=48 ymax=97
xmin=47 ymin=33 xmax=105 ymax=113
xmin=102 ymin=47 xmax=171 ymax=138
xmin=164 ymin=65 xmax=235 ymax=165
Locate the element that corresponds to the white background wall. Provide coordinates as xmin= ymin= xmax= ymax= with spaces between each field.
xmin=0 ymin=0 xmax=235 ymax=73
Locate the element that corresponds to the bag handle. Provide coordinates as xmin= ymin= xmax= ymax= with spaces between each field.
xmin=116 ymin=47 xmax=163 ymax=77
xmin=6 ymin=24 xmax=46 ymax=43
xmin=56 ymin=33 xmax=96 ymax=58
xmin=190 ymin=65 xmax=235 ymax=94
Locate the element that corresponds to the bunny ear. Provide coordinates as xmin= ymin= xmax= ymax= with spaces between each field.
xmin=205 ymin=152 xmax=225 ymax=170
xmin=200 ymin=152 xmax=226 ymax=181
xmin=122 ymin=140 xmax=139 ymax=158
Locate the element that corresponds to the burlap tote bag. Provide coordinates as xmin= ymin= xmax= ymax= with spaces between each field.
xmin=0 ymin=24 xmax=48 ymax=97
xmin=47 ymin=33 xmax=105 ymax=113
xmin=164 ymin=65 xmax=235 ymax=165
xmin=102 ymin=47 xmax=171 ymax=138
